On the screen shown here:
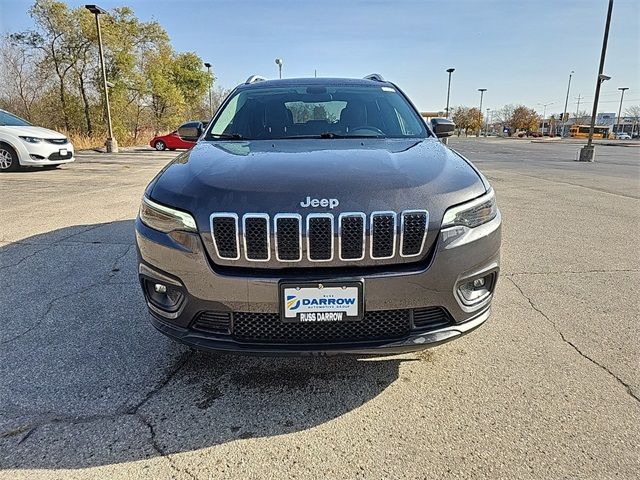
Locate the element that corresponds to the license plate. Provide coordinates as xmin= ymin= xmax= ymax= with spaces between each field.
xmin=59 ymin=148 xmax=68 ymax=156
xmin=280 ymin=281 xmax=363 ymax=322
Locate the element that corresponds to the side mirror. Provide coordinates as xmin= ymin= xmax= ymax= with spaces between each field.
xmin=430 ymin=118 xmax=455 ymax=138
xmin=177 ymin=124 xmax=202 ymax=142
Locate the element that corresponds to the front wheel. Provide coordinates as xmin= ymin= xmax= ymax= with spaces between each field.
xmin=0 ymin=144 xmax=20 ymax=172
xmin=154 ymin=141 xmax=166 ymax=151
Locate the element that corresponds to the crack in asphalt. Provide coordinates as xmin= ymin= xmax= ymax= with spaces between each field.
xmin=0 ymin=281 xmax=105 ymax=346
xmin=135 ymin=412 xmax=198 ymax=480
xmin=1 ymin=350 xmax=196 ymax=475
xmin=505 ymin=268 xmax=639 ymax=276
xmin=0 ymin=244 xmax=54 ymax=271
xmin=1 ymin=242 xmax=135 ymax=345
xmin=507 ymin=277 xmax=639 ymax=404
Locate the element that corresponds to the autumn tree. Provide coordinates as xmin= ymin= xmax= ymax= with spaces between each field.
xmin=452 ymin=106 xmax=483 ymax=136
xmin=0 ymin=0 xmax=217 ymax=146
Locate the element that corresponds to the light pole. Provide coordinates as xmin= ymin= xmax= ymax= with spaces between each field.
xmin=204 ymin=62 xmax=213 ymax=119
xmin=616 ymin=87 xmax=629 ymax=135
xmin=485 ymin=108 xmax=490 ymax=136
xmin=537 ymin=102 xmax=554 ymax=134
xmin=561 ymin=70 xmax=574 ymax=138
xmin=445 ymin=68 xmax=455 ymax=119
xmin=85 ymin=4 xmax=117 ymax=152
xmin=275 ymin=58 xmax=283 ymax=79
xmin=477 ymin=88 xmax=486 ymax=137
xmin=580 ymin=0 xmax=614 ymax=162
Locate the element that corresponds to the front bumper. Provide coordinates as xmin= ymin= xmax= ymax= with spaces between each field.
xmin=135 ymin=212 xmax=501 ymax=354
xmin=13 ymin=139 xmax=75 ymax=166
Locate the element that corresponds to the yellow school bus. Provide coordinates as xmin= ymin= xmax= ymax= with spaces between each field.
xmin=569 ymin=125 xmax=611 ymax=139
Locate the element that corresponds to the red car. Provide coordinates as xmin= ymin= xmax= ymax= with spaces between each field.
xmin=149 ymin=121 xmax=203 ymax=151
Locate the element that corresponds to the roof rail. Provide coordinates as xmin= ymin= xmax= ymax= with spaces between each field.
xmin=363 ymin=73 xmax=385 ymax=82
xmin=245 ymin=75 xmax=267 ymax=84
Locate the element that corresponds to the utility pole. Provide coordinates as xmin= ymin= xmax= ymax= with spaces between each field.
xmin=485 ymin=108 xmax=490 ymax=137
xmin=616 ymin=87 xmax=629 ymax=134
xmin=477 ymin=88 xmax=486 ymax=137
xmin=575 ymin=94 xmax=583 ymax=119
xmin=561 ymin=70 xmax=574 ymax=138
xmin=579 ymin=0 xmax=614 ymax=162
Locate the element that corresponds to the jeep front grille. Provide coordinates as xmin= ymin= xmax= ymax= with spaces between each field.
xmin=209 ymin=210 xmax=428 ymax=264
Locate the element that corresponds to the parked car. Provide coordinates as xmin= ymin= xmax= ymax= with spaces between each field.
xmin=149 ymin=121 xmax=204 ymax=151
xmin=0 ymin=109 xmax=74 ymax=172
xmin=614 ymin=132 xmax=631 ymax=140
xmin=136 ymin=74 xmax=501 ymax=355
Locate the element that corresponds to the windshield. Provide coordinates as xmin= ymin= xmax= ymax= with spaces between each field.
xmin=0 ymin=110 xmax=32 ymax=127
xmin=206 ymin=84 xmax=428 ymax=140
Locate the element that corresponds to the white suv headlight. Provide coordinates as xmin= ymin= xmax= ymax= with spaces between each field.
xmin=19 ymin=136 xmax=43 ymax=144
xmin=442 ymin=189 xmax=497 ymax=229
xmin=139 ymin=196 xmax=197 ymax=233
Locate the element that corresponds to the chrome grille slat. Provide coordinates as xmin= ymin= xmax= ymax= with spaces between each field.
xmin=243 ymin=214 xmax=270 ymax=261
xmin=307 ymin=213 xmax=334 ymax=261
xmin=339 ymin=212 xmax=365 ymax=261
xmin=274 ymin=214 xmax=302 ymax=262
xmin=209 ymin=210 xmax=427 ymax=264
xmin=370 ymin=212 xmax=397 ymax=259
xmin=400 ymin=210 xmax=428 ymax=257
xmin=210 ymin=213 xmax=240 ymax=260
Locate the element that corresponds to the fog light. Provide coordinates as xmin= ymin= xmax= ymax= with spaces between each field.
xmin=144 ymin=279 xmax=184 ymax=312
xmin=458 ymin=273 xmax=495 ymax=305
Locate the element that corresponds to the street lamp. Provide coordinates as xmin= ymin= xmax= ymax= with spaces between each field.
xmin=477 ymin=88 xmax=486 ymax=137
xmin=85 ymin=4 xmax=117 ymax=152
xmin=485 ymin=108 xmax=490 ymax=137
xmin=275 ymin=58 xmax=283 ymax=79
xmin=537 ymin=102 xmax=554 ymax=134
xmin=616 ymin=87 xmax=629 ymax=135
xmin=204 ymin=62 xmax=213 ymax=119
xmin=579 ymin=0 xmax=614 ymax=162
xmin=561 ymin=70 xmax=574 ymax=138
xmin=445 ymin=68 xmax=455 ymax=119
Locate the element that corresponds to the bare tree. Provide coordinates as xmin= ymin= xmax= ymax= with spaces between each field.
xmin=0 ymin=39 xmax=47 ymax=120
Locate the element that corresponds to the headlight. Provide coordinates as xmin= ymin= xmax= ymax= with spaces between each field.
xmin=139 ymin=196 xmax=197 ymax=233
xmin=442 ymin=189 xmax=497 ymax=229
xmin=19 ymin=136 xmax=43 ymax=144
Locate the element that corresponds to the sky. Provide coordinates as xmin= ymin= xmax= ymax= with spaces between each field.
xmin=1 ymin=0 xmax=639 ymax=116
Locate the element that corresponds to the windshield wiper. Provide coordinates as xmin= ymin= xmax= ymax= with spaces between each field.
xmin=209 ymin=133 xmax=245 ymax=140
xmin=271 ymin=133 xmax=384 ymax=140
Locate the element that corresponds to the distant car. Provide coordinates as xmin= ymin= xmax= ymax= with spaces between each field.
xmin=0 ymin=109 xmax=74 ymax=172
xmin=614 ymin=132 xmax=631 ymax=140
xmin=149 ymin=121 xmax=203 ymax=151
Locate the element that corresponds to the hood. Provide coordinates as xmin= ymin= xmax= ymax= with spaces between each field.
xmin=150 ymin=138 xmax=485 ymax=228
xmin=0 ymin=125 xmax=67 ymax=139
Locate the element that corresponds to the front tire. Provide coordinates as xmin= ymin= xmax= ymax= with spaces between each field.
xmin=0 ymin=143 xmax=20 ymax=172
xmin=154 ymin=141 xmax=166 ymax=151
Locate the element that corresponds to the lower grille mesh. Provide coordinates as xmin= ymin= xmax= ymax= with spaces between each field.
xmin=413 ymin=307 xmax=453 ymax=329
xmin=192 ymin=311 xmax=231 ymax=334
xmin=233 ymin=309 xmax=411 ymax=344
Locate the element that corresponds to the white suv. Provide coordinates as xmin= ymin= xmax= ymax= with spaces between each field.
xmin=0 ymin=110 xmax=75 ymax=172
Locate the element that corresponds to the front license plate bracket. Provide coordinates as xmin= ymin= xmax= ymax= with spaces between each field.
xmin=279 ymin=281 xmax=364 ymax=323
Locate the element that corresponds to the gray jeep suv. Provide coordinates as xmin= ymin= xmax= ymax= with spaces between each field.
xmin=135 ymin=74 xmax=501 ymax=354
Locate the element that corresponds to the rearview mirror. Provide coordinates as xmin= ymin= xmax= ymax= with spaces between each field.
xmin=177 ymin=124 xmax=202 ymax=142
xmin=430 ymin=118 xmax=455 ymax=138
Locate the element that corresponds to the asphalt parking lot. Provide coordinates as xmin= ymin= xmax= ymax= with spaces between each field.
xmin=1 ymin=138 xmax=638 ymax=479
